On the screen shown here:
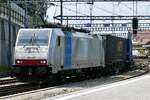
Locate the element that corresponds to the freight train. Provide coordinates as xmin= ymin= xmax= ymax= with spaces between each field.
xmin=12 ymin=28 xmax=132 ymax=83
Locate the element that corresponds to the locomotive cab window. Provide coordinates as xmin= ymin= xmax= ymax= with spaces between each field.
xmin=57 ymin=36 xmax=61 ymax=46
xmin=17 ymin=30 xmax=49 ymax=46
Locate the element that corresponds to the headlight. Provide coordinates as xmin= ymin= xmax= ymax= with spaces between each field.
xmin=43 ymin=60 xmax=46 ymax=64
xmin=16 ymin=60 xmax=23 ymax=64
xmin=40 ymin=60 xmax=47 ymax=64
xmin=17 ymin=60 xmax=20 ymax=64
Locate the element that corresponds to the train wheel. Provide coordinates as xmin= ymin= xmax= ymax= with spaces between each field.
xmin=114 ymin=63 xmax=121 ymax=74
xmin=54 ymin=73 xmax=66 ymax=85
xmin=85 ymin=69 xmax=90 ymax=79
xmin=104 ymin=66 xmax=111 ymax=76
xmin=51 ymin=75 xmax=57 ymax=85
xmin=96 ymin=68 xmax=101 ymax=78
xmin=100 ymin=67 xmax=106 ymax=76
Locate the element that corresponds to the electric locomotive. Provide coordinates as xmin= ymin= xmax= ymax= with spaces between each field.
xmin=12 ymin=28 xmax=105 ymax=82
xmin=12 ymin=28 xmax=132 ymax=83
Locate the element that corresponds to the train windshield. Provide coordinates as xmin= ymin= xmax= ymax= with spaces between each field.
xmin=17 ymin=30 xmax=49 ymax=46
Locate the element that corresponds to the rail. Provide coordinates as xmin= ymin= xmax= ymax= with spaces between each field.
xmin=0 ymin=83 xmax=51 ymax=97
xmin=0 ymin=78 xmax=18 ymax=85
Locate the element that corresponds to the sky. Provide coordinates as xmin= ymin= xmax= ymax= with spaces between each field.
xmin=46 ymin=1 xmax=150 ymax=24
xmin=46 ymin=1 xmax=150 ymax=37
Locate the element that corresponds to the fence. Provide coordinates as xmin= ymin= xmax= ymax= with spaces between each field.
xmin=0 ymin=4 xmax=25 ymax=26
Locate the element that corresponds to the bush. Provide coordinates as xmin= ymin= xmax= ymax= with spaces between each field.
xmin=1 ymin=0 xmax=7 ymax=3
xmin=0 ymin=65 xmax=11 ymax=72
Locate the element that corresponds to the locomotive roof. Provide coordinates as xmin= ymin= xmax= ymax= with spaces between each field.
xmin=18 ymin=28 xmax=102 ymax=39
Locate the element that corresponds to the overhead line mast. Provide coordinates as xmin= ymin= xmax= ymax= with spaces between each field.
xmin=60 ymin=0 xmax=63 ymax=24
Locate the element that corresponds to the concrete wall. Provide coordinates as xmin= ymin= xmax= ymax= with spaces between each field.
xmin=0 ymin=18 xmax=21 ymax=65
xmin=0 ymin=3 xmax=25 ymax=65
xmin=0 ymin=1 xmax=47 ymax=65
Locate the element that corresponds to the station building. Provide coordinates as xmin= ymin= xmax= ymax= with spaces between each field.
xmin=133 ymin=30 xmax=150 ymax=57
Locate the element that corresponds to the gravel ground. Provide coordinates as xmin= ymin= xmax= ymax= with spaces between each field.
xmin=1 ymin=59 xmax=150 ymax=100
xmin=0 ymin=77 xmax=128 ymax=100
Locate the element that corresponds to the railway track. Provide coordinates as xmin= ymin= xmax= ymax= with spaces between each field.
xmin=132 ymin=58 xmax=150 ymax=69
xmin=0 ymin=61 xmax=149 ymax=100
xmin=0 ymin=83 xmax=50 ymax=97
xmin=0 ymin=78 xmax=18 ymax=85
xmin=0 ymin=58 xmax=148 ymax=98
xmin=0 ymin=72 xmax=11 ymax=78
xmin=0 ymin=77 xmax=90 ymax=97
xmin=0 ymin=75 xmax=102 ymax=97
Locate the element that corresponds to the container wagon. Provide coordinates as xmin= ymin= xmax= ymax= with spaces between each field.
xmin=102 ymin=35 xmax=131 ymax=73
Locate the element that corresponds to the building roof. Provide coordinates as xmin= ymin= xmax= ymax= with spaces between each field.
xmin=133 ymin=30 xmax=150 ymax=46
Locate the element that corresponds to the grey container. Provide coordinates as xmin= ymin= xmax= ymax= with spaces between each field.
xmin=102 ymin=35 xmax=127 ymax=65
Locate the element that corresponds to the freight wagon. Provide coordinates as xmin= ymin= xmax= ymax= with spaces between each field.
xmin=102 ymin=35 xmax=132 ymax=73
